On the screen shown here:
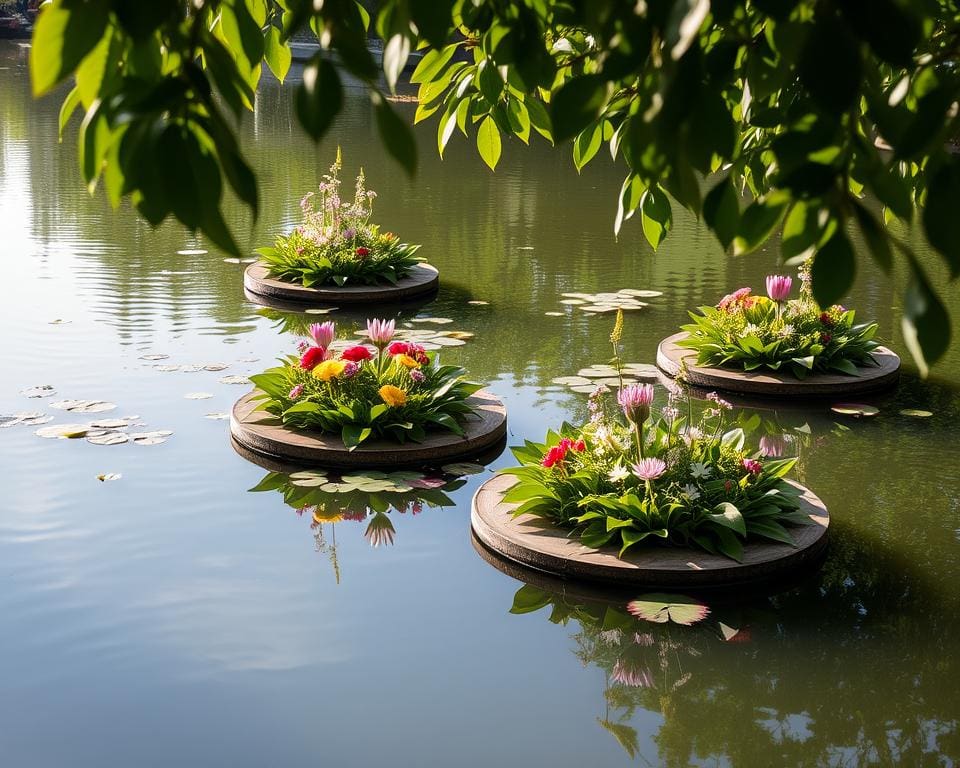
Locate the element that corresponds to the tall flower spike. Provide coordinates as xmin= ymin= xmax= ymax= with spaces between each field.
xmin=765 ymin=275 xmax=792 ymax=302
xmin=366 ymin=318 xmax=396 ymax=348
xmin=618 ymin=383 xmax=655 ymax=424
xmin=308 ymin=321 xmax=336 ymax=349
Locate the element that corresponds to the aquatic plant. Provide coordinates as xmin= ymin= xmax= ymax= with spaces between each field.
xmin=249 ymin=319 xmax=482 ymax=448
xmin=676 ymin=263 xmax=880 ymax=379
xmin=256 ymin=151 xmax=421 ymax=287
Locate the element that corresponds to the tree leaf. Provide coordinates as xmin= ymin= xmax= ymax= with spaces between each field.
xmin=901 ymin=255 xmax=951 ymax=377
xmin=702 ymin=177 xmax=739 ymax=249
xmin=640 ymin=186 xmax=672 ymax=250
xmin=476 ymin=115 xmax=502 ymax=171
xmin=373 ymin=92 xmax=417 ymax=175
xmin=550 ymin=74 xmax=610 ymax=143
xmin=263 ymin=25 xmax=292 ymax=83
xmin=30 ymin=0 xmax=108 ymax=96
xmin=922 ymin=160 xmax=960 ymax=278
xmin=811 ymin=231 xmax=856 ymax=307
xmin=296 ymin=55 xmax=343 ymax=140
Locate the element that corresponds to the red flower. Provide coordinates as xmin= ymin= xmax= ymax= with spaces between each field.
xmin=820 ymin=312 xmax=835 ymax=327
xmin=341 ymin=345 xmax=373 ymax=362
xmin=387 ymin=341 xmax=411 ymax=356
xmin=574 ymin=440 xmax=586 ymax=452
xmin=820 ymin=332 xmax=832 ymax=344
xmin=299 ymin=345 xmax=325 ymax=370
xmin=742 ymin=458 xmax=763 ymax=476
xmin=541 ymin=445 xmax=566 ymax=468
xmin=355 ymin=247 xmax=370 ymax=257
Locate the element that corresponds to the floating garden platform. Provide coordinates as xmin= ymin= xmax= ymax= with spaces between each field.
xmin=471 ymin=474 xmax=829 ymax=589
xmin=656 ymin=332 xmax=901 ymax=398
xmin=243 ymin=261 xmax=439 ymax=306
xmin=231 ymin=389 xmax=506 ymax=469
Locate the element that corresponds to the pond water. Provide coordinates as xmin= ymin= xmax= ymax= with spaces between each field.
xmin=1 ymin=42 xmax=959 ymax=766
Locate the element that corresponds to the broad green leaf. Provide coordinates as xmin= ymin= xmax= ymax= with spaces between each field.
xmin=798 ymin=15 xmax=861 ymax=113
xmin=733 ymin=198 xmax=787 ymax=255
xmin=476 ymin=115 xmax=501 ymax=171
xmin=373 ymin=92 xmax=417 ymax=175
xmin=614 ymin=174 xmax=645 ymax=237
xmin=30 ymin=0 xmax=109 ymax=96
xmin=901 ymin=255 xmax=951 ymax=376
xmin=263 ymin=25 xmax=292 ymax=83
xmin=550 ymin=74 xmax=610 ymax=143
xmin=573 ymin=122 xmax=602 ymax=172
xmin=710 ymin=502 xmax=746 ymax=536
xmin=702 ymin=177 xmax=739 ymax=249
xmin=509 ymin=585 xmax=551 ymax=614
xmin=58 ymin=85 xmax=81 ymax=142
xmin=922 ymin=160 xmax=960 ymax=278
xmin=296 ymin=55 xmax=343 ymax=140
xmin=640 ymin=186 xmax=672 ymax=250
xmin=811 ymin=232 xmax=856 ymax=307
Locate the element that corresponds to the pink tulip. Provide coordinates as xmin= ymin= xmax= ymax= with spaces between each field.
xmin=308 ymin=321 xmax=335 ymax=349
xmin=618 ymin=383 xmax=655 ymax=424
xmin=632 ymin=457 xmax=666 ymax=481
xmin=765 ymin=275 xmax=792 ymax=302
xmin=366 ymin=318 xmax=396 ymax=348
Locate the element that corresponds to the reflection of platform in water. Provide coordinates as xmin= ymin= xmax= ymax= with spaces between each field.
xmin=472 ymin=474 xmax=829 ymax=591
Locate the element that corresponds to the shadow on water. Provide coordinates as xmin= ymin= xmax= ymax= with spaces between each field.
xmin=477 ymin=521 xmax=960 ymax=766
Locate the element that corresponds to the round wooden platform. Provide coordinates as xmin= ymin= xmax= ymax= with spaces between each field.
xmin=656 ymin=332 xmax=900 ymax=397
xmin=471 ymin=474 xmax=829 ymax=588
xmin=243 ymin=262 xmax=439 ymax=306
xmin=231 ymin=389 xmax=507 ymax=469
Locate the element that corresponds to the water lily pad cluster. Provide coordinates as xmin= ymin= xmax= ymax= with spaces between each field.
xmin=0 ymin=411 xmax=54 ymax=428
xmin=34 ymin=415 xmax=173 ymax=446
xmin=557 ymin=289 xmax=663 ymax=315
xmin=352 ymin=325 xmax=475 ymax=351
xmin=552 ymin=362 xmax=660 ymax=394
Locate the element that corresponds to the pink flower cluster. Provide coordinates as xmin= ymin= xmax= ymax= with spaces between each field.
xmin=742 ymin=458 xmax=763 ymax=475
xmin=718 ymin=287 xmax=755 ymax=312
xmin=541 ymin=437 xmax=586 ymax=468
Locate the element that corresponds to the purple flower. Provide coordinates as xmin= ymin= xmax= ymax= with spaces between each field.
xmin=308 ymin=321 xmax=335 ymax=349
xmin=759 ymin=434 xmax=790 ymax=457
xmin=410 ymin=368 xmax=425 ymax=383
xmin=366 ymin=318 xmax=396 ymax=348
xmin=342 ymin=227 xmax=356 ymax=239
xmin=766 ymin=274 xmax=793 ymax=302
xmin=632 ymin=457 xmax=666 ymax=481
xmin=611 ymin=659 xmax=655 ymax=688
xmin=618 ymin=383 xmax=655 ymax=424
xmin=742 ymin=458 xmax=763 ymax=476
xmin=706 ymin=391 xmax=732 ymax=411
xmin=342 ymin=361 xmax=358 ymax=378
xmin=297 ymin=340 xmax=309 ymax=353
xmin=289 ymin=384 xmax=304 ymax=400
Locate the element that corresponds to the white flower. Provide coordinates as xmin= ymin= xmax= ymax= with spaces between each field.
xmin=608 ymin=464 xmax=630 ymax=483
xmin=777 ymin=323 xmax=795 ymax=338
xmin=741 ymin=323 xmax=762 ymax=338
xmin=690 ymin=462 xmax=712 ymax=480
xmin=682 ymin=483 xmax=701 ymax=501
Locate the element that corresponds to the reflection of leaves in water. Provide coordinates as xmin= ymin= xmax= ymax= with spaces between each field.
xmin=598 ymin=718 xmax=639 ymax=760
xmin=250 ymin=469 xmax=468 ymax=581
xmin=627 ymin=594 xmax=710 ymax=626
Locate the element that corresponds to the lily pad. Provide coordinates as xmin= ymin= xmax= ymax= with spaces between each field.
xmin=131 ymin=430 xmax=173 ymax=445
xmin=411 ymin=317 xmax=453 ymax=324
xmin=19 ymin=415 xmax=54 ymax=426
xmin=204 ymin=412 xmax=230 ymax=420
xmin=559 ymin=298 xmax=587 ymax=305
xmin=154 ymin=364 xmax=181 ymax=372
xmin=304 ymin=308 xmax=337 ymax=314
xmin=627 ymin=593 xmax=710 ymax=625
xmin=36 ymin=423 xmax=90 ymax=439
xmin=184 ymin=392 xmax=213 ymax=400
xmin=223 ymin=257 xmax=242 ymax=264
xmin=21 ymin=385 xmax=56 ymax=398
xmin=97 ymin=473 xmax=123 ymax=482
xmin=50 ymin=400 xmax=117 ymax=414
xmin=431 ymin=336 xmax=466 ymax=347
xmin=544 ymin=311 xmax=564 ymax=317
xmin=139 ymin=354 xmax=169 ymax=361
xmin=87 ymin=431 xmax=130 ymax=446
xmin=830 ymin=403 xmax=880 ymax=417
xmin=571 ymin=384 xmax=605 ymax=393
xmin=49 ymin=318 xmax=72 ymax=324
xmin=202 ymin=363 xmax=230 ymax=372
xmin=177 ymin=249 xmax=208 ymax=255
xmin=899 ymin=408 xmax=932 ymax=418
xmin=289 ymin=470 xmax=328 ymax=487
xmin=218 ymin=375 xmax=250 ymax=385
xmin=618 ymin=289 xmax=663 ymax=298
xmin=578 ymin=368 xmax=619 ymax=378
xmin=552 ymin=376 xmax=592 ymax=386
xmin=467 ymin=300 xmax=489 ymax=306
xmin=88 ymin=418 xmax=134 ymax=429
xmin=0 ymin=415 xmax=21 ymax=428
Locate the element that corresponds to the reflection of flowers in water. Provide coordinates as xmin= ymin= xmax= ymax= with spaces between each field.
xmin=364 ymin=511 xmax=396 ymax=548
xmin=611 ymin=658 xmax=654 ymax=688
xmin=251 ymin=469 xmax=467 ymax=582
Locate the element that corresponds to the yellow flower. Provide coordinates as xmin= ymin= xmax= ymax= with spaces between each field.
xmin=379 ymin=384 xmax=407 ymax=407
xmin=313 ymin=359 xmax=346 ymax=382
xmin=394 ymin=353 xmax=420 ymax=369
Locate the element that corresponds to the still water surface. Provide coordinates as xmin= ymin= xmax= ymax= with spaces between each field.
xmin=1 ymin=42 xmax=958 ymax=766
